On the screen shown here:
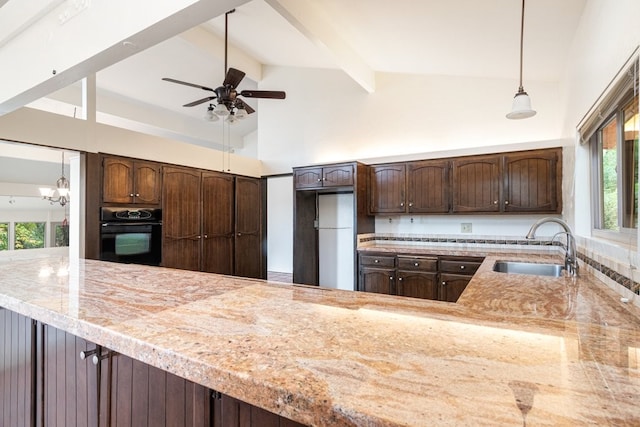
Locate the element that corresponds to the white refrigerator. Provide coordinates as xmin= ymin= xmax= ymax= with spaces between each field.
xmin=317 ymin=193 xmax=354 ymax=290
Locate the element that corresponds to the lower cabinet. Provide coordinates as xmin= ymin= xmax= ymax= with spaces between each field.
xmin=0 ymin=309 xmax=304 ymax=427
xmin=358 ymin=253 xmax=483 ymax=302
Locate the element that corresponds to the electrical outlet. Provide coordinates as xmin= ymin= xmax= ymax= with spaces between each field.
xmin=461 ymin=223 xmax=472 ymax=233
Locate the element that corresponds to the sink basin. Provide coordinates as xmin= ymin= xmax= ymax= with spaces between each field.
xmin=493 ymin=261 xmax=565 ymax=277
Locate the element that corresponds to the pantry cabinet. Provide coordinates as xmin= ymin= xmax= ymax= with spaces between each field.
xmin=162 ymin=167 xmax=264 ymax=279
xmin=102 ymin=156 xmax=161 ymax=205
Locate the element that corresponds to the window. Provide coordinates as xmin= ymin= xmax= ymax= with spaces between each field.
xmin=14 ymin=222 xmax=45 ymax=250
xmin=0 ymin=223 xmax=7 ymax=251
xmin=585 ymin=57 xmax=639 ymax=242
xmin=52 ymin=222 xmax=69 ymax=247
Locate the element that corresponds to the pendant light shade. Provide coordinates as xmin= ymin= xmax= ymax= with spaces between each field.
xmin=507 ymin=0 xmax=536 ymax=120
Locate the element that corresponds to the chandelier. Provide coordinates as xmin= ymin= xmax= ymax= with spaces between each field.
xmin=39 ymin=152 xmax=69 ymax=206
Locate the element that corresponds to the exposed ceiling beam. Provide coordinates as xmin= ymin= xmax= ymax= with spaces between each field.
xmin=265 ymin=0 xmax=375 ymax=93
xmin=0 ymin=0 xmax=251 ymax=115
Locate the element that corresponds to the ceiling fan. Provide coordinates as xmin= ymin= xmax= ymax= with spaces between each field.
xmin=162 ymin=9 xmax=286 ymax=122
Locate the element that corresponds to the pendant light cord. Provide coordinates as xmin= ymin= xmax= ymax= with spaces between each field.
xmin=518 ymin=0 xmax=526 ymax=92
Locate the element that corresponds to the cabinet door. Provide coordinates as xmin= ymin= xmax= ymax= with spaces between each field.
xmin=407 ymin=160 xmax=451 ymax=213
xmin=109 ymin=353 xmax=211 ymax=427
xmin=439 ymin=273 xmax=472 ymax=302
xmin=162 ymin=167 xmax=202 ymax=271
xmin=234 ymin=177 xmax=263 ymax=279
xmin=397 ymin=271 xmax=438 ymax=300
xmin=323 ymin=164 xmax=354 ymax=187
xmin=370 ymin=164 xmax=406 ymax=213
xmin=293 ymin=167 xmax=323 ymax=189
xmin=0 ymin=309 xmax=35 ymax=427
xmin=212 ymin=393 xmax=305 ymax=427
xmin=202 ymin=172 xmax=235 ymax=275
xmin=359 ymin=267 xmax=395 ymax=295
xmin=503 ymin=149 xmax=560 ymax=213
xmin=452 ymin=155 xmax=501 ymax=212
xmin=133 ymin=161 xmax=161 ymax=205
xmin=103 ymin=157 xmax=134 ymax=204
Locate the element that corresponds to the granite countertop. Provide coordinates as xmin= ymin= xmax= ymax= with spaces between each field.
xmin=1 ymin=254 xmax=639 ymax=426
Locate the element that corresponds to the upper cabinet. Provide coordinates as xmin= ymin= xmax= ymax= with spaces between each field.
xmin=103 ymin=156 xmax=161 ymax=205
xmin=370 ymin=147 xmax=561 ymax=215
xmin=370 ymin=160 xmax=451 ymax=214
xmin=294 ymin=163 xmax=354 ymax=189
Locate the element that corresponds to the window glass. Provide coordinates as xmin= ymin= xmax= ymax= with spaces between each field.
xmin=622 ymin=97 xmax=639 ymax=229
xmin=0 ymin=223 xmax=8 ymax=251
xmin=53 ymin=222 xmax=69 ymax=247
xmin=14 ymin=222 xmax=45 ymax=249
xmin=600 ymin=116 xmax=619 ymax=230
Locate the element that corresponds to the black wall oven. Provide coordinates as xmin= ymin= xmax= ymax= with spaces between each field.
xmin=100 ymin=207 xmax=162 ymax=266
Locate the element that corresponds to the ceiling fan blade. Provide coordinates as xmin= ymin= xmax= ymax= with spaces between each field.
xmin=239 ymin=90 xmax=286 ymax=99
xmin=162 ymin=78 xmax=216 ymax=92
xmin=183 ymin=96 xmax=216 ymax=107
xmin=223 ymin=68 xmax=245 ymax=88
xmin=235 ymin=99 xmax=255 ymax=114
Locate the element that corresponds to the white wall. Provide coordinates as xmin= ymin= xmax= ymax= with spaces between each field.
xmin=257 ymin=66 xmax=565 ymax=175
xmin=266 ymin=175 xmax=293 ymax=273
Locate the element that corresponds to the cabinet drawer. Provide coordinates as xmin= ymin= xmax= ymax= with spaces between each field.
xmin=360 ymin=254 xmax=395 ymax=268
xmin=397 ymin=256 xmax=438 ymax=272
xmin=439 ymin=258 xmax=483 ymax=275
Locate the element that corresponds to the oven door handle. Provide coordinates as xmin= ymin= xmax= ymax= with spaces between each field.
xmin=101 ymin=222 xmax=163 ymax=227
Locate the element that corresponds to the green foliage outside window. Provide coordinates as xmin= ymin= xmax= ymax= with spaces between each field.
xmin=0 ymin=223 xmax=7 ymax=251
xmin=55 ymin=224 xmax=69 ymax=247
xmin=14 ymin=222 xmax=45 ymax=250
xmin=602 ymin=148 xmax=619 ymax=230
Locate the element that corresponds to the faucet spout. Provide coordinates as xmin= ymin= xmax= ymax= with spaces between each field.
xmin=526 ymin=217 xmax=579 ymax=276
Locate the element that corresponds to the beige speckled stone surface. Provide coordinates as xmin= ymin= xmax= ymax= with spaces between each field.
xmin=1 ymin=254 xmax=639 ymax=426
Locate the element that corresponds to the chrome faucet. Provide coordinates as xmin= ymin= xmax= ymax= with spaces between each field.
xmin=526 ymin=217 xmax=579 ymax=276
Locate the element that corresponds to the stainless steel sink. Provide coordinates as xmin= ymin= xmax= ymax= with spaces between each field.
xmin=493 ymin=261 xmax=565 ymax=277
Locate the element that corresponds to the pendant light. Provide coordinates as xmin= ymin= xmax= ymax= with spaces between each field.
xmin=39 ymin=151 xmax=69 ymax=206
xmin=507 ymin=0 xmax=536 ymax=119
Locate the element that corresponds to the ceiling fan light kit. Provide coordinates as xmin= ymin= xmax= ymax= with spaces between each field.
xmin=162 ymin=9 xmax=285 ymax=123
xmin=507 ymin=0 xmax=536 ymax=120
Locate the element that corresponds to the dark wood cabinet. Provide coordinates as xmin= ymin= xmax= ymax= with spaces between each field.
xmin=202 ymin=172 xmax=235 ymax=275
xmin=503 ymin=149 xmax=560 ymax=212
xmin=212 ymin=393 xmax=305 ymax=427
xmin=358 ymin=253 xmax=483 ymax=302
xmin=162 ymin=166 xmax=202 ymax=271
xmin=0 ymin=309 xmax=35 ymax=427
xmin=369 ymin=163 xmax=406 ymax=213
xmin=452 ymin=155 xmax=501 ymax=213
xmin=163 ymin=167 xmax=264 ymax=279
xmin=407 ymin=160 xmax=451 ymax=213
xmin=396 ymin=256 xmax=439 ymax=299
xmin=102 ymin=156 xmax=161 ymax=205
xmin=439 ymin=257 xmax=483 ymax=302
xmin=234 ymin=176 xmax=264 ymax=279
xmin=293 ymin=164 xmax=354 ymax=189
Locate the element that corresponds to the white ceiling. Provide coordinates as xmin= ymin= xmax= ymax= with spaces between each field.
xmin=6 ymin=0 xmax=588 ymax=150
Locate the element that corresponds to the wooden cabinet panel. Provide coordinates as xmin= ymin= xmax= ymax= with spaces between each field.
xmin=452 ymin=156 xmax=501 ymax=213
xmin=293 ymin=167 xmax=322 ymax=189
xmin=212 ymin=393 xmax=305 ymax=427
xmin=397 ymin=271 xmax=438 ymax=299
xmin=202 ymin=172 xmax=234 ymax=275
xmin=370 ymin=164 xmax=406 ymax=213
xmin=103 ymin=157 xmax=161 ymax=205
xmin=360 ymin=267 xmax=395 ymax=294
xmin=294 ymin=164 xmax=354 ymax=189
xmin=407 ymin=160 xmax=451 ymax=213
xmin=503 ymin=149 xmax=560 ymax=212
xmin=440 ymin=273 xmax=473 ymax=303
xmin=0 ymin=309 xmax=34 ymax=427
xmin=162 ymin=166 xmax=202 ymax=270
xmin=235 ymin=176 xmax=263 ymax=279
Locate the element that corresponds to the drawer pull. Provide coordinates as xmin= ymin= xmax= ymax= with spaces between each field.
xmin=442 ymin=281 xmax=447 ymax=286
xmin=414 ymin=262 xmax=419 ymax=267
xmin=400 ymin=202 xmax=404 ymax=207
xmin=460 ymin=265 xmax=465 ymax=270
xmin=389 ymin=276 xmax=394 ymax=280
xmin=398 ymin=277 xmax=403 ymax=281
xmin=374 ymin=259 xmax=379 ymax=263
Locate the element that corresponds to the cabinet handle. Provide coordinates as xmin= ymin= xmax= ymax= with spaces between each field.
xmin=322 ymin=177 xmax=326 ymax=181
xmin=135 ymin=193 xmax=140 ymax=197
xmin=203 ymin=234 xmax=208 ymax=239
xmin=414 ymin=262 xmax=419 ymax=267
xmin=460 ymin=265 xmax=465 ymax=270
xmin=197 ymin=235 xmax=202 ymax=239
xmin=504 ymin=200 xmax=509 ymax=205
xmin=400 ymin=202 xmax=404 ymax=207
xmin=317 ymin=178 xmax=322 ymax=182
xmin=130 ymin=193 xmax=134 ymax=197
xmin=374 ymin=259 xmax=379 ymax=263
xmin=237 ymin=232 xmax=242 ymax=237
xmin=398 ymin=277 xmax=403 ymax=281
xmin=79 ymin=348 xmax=97 ymax=361
xmin=409 ymin=202 xmax=413 ymax=207
xmin=389 ymin=276 xmax=394 ymax=280
xmin=442 ymin=281 xmax=447 ymax=286
xmin=493 ymin=200 xmax=498 ymax=204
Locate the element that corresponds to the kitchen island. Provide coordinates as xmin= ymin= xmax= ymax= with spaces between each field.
xmin=1 ymin=252 xmax=639 ymax=426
